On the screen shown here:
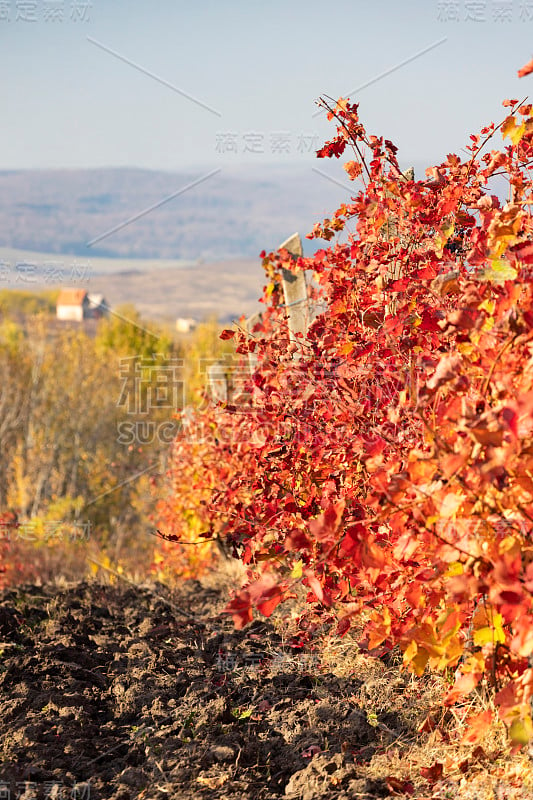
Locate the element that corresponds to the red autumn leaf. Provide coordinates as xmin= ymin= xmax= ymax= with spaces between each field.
xmin=417 ymin=714 xmax=438 ymax=733
xmin=386 ymin=777 xmax=415 ymax=795
xmin=305 ymin=572 xmax=324 ymax=603
xmin=301 ymin=745 xmax=322 ymax=759
xmin=339 ymin=524 xmax=364 ymax=558
xmin=408 ymin=459 xmax=437 ymax=483
xmin=364 ymin=436 xmax=386 ymax=459
xmin=468 ymin=424 xmax=504 ymax=447
xmin=256 ymin=588 xmax=285 ymax=617
xmin=518 ymin=57 xmax=533 ymax=78
xmin=225 ymin=592 xmax=253 ymax=630
xmin=308 ymin=500 xmax=345 ymax=542
xmin=337 ymin=616 xmax=351 ymax=637
xmin=285 ymin=529 xmax=312 ymax=550
xmin=430 ymin=270 xmax=461 ymax=296
xmin=509 ymin=241 xmax=533 ymax=264
xmin=440 ymin=452 xmax=468 ymax=479
xmin=247 ymin=573 xmax=279 ymax=601
xmin=420 ymin=762 xmax=444 ymax=782
xmin=471 ymin=745 xmax=488 ymax=761
xmin=362 ymin=537 xmax=387 ymax=569
xmin=446 ymin=308 xmax=480 ymax=330
xmin=153 ymin=528 xmax=181 ymax=542
xmin=501 ymin=406 xmax=519 ymax=437
xmin=220 ymin=329 xmax=235 ymax=340
xmin=425 ymin=166 xmax=445 ymax=185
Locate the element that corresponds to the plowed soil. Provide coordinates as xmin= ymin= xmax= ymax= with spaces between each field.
xmin=0 ymin=580 xmax=526 ymax=799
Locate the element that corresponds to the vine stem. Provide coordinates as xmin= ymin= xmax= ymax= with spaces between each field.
xmin=481 ymin=335 xmax=517 ymax=398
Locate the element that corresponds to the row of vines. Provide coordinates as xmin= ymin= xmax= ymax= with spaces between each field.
xmin=159 ymin=62 xmax=533 ymax=743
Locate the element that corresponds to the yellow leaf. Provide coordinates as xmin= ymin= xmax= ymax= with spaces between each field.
xmin=510 ymin=716 xmax=533 ymax=745
xmin=473 ymin=621 xmax=506 ymax=647
xmin=499 ymin=535 xmax=520 ymax=555
xmin=473 ymin=626 xmax=495 ymax=646
xmin=501 ymin=115 xmax=517 ymax=140
xmin=510 ymin=121 xmax=526 ymax=145
xmin=398 ymin=389 xmax=408 ymax=405
xmin=402 ymin=639 xmax=418 ymax=665
xmin=367 ymin=606 xmax=391 ymax=650
xmin=481 ymin=315 xmax=495 ymax=332
xmin=438 ymin=637 xmax=464 ymax=669
xmin=461 ymin=651 xmax=486 ymax=673
xmin=445 ymin=561 xmax=464 ymax=578
xmin=434 ymin=220 xmax=455 ymax=258
xmin=291 ymin=560 xmax=303 ymax=579
xmin=501 ymin=115 xmax=527 ymax=145
xmin=477 ymin=260 xmax=518 ymax=283
xmin=478 ymin=298 xmax=495 ymax=314
xmin=338 ymin=341 xmax=354 ymax=356
xmin=440 ymin=220 xmax=455 ymax=240
xmin=411 ymin=648 xmax=430 ymax=676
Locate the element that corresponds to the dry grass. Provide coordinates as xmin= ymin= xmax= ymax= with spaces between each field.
xmin=254 ymin=604 xmax=533 ymax=799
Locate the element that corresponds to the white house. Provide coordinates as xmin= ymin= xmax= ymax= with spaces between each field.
xmin=56 ymin=289 xmax=108 ymax=321
xmin=176 ymin=317 xmax=197 ymax=333
xmin=56 ymin=288 xmax=91 ymax=322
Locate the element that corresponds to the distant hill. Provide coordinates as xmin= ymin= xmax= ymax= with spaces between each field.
xmin=0 ymin=164 xmax=367 ymax=260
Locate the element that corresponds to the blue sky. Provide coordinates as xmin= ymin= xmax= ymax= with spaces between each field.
xmin=1 ymin=0 xmax=533 ymax=174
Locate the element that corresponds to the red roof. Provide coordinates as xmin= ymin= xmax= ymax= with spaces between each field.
xmin=57 ymin=288 xmax=88 ymax=307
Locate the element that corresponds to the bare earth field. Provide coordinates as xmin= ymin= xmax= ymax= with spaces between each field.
xmin=1 ymin=580 xmax=532 ymax=800
xmin=84 ymin=259 xmax=265 ymax=323
xmin=0 ymin=247 xmax=264 ymax=322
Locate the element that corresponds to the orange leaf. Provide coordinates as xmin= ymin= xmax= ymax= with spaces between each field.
xmin=407 ymin=459 xmax=437 ymax=483
xmin=460 ymin=709 xmax=493 ymax=744
xmin=518 ymin=57 xmax=533 ymax=78
xmin=445 ymin=671 xmax=483 ymax=705
xmin=344 ymin=160 xmax=363 ymax=180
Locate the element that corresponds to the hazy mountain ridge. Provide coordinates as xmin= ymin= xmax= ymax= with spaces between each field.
xmin=0 ymin=165 xmax=359 ymax=260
